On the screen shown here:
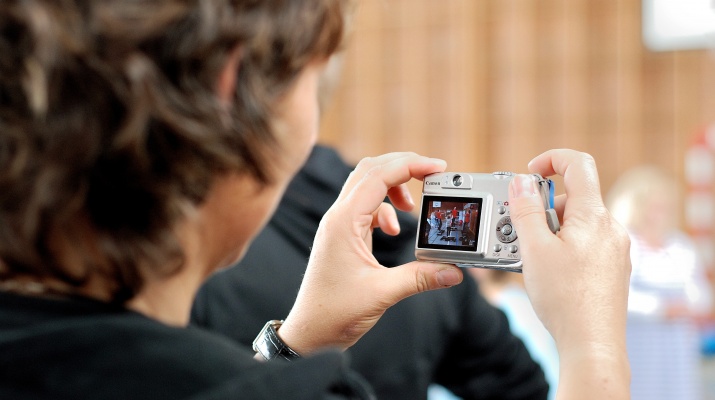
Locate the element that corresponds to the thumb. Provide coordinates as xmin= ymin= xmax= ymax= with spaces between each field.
xmin=508 ymin=174 xmax=554 ymax=249
xmin=382 ymin=262 xmax=463 ymax=303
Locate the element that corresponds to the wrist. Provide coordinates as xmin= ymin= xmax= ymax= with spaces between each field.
xmin=275 ymin=318 xmax=324 ymax=356
xmin=277 ymin=315 xmax=352 ymax=356
xmin=557 ymin=342 xmax=630 ymax=400
xmin=550 ymin=313 xmax=628 ymax=362
xmin=252 ymin=320 xmax=302 ymax=361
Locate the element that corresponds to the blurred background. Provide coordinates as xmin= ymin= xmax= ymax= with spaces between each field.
xmin=320 ymin=0 xmax=715 ymax=211
xmin=316 ymin=0 xmax=715 ymax=398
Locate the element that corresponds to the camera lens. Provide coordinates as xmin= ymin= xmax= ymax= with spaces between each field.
xmin=452 ymin=175 xmax=463 ymax=187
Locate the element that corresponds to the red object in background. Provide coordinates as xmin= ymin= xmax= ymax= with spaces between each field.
xmin=685 ymin=124 xmax=715 ymax=283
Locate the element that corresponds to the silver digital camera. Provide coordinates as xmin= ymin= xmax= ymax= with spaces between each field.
xmin=415 ymin=172 xmax=560 ymax=272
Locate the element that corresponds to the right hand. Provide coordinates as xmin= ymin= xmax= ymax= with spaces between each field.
xmin=507 ymin=149 xmax=632 ymax=398
xmin=279 ymin=152 xmax=463 ymax=354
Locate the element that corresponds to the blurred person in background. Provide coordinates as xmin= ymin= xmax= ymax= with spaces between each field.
xmin=606 ymin=165 xmax=713 ymax=400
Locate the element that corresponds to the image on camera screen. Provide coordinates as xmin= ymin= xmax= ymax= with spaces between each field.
xmin=418 ymin=195 xmax=483 ymax=251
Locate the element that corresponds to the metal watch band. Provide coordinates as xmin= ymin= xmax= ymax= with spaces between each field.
xmin=252 ymin=320 xmax=301 ymax=361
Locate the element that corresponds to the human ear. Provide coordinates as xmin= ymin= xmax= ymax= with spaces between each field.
xmin=216 ymin=46 xmax=242 ymax=105
xmin=318 ymin=54 xmax=345 ymax=113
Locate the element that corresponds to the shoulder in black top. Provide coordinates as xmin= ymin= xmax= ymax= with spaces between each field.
xmin=0 ymin=290 xmax=373 ymax=400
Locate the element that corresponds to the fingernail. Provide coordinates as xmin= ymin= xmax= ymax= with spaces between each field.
xmin=511 ymin=174 xmax=538 ymax=198
xmin=430 ymin=158 xmax=447 ymax=167
xmin=436 ymin=268 xmax=461 ymax=287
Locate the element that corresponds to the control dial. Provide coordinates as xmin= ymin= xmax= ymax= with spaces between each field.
xmin=496 ymin=216 xmax=517 ymax=243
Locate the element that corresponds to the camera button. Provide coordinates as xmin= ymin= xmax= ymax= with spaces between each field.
xmin=493 ymin=244 xmax=502 ymax=252
xmin=493 ymin=171 xmax=513 ymax=178
xmin=496 ymin=216 xmax=517 ymax=243
xmin=501 ymin=224 xmax=513 ymax=235
xmin=508 ymin=245 xmax=518 ymax=254
xmin=497 ymin=205 xmax=507 ymax=214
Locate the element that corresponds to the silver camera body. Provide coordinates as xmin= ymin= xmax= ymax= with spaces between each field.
xmin=415 ymin=172 xmax=559 ymax=272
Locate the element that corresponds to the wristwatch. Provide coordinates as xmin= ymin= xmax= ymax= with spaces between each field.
xmin=252 ymin=320 xmax=301 ymax=361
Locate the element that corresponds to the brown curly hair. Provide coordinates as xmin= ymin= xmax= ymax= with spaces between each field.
xmin=0 ymin=0 xmax=348 ymax=302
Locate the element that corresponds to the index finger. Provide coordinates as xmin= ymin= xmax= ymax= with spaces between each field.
xmin=527 ymin=149 xmax=604 ymax=209
xmin=338 ymin=152 xmax=414 ymax=203
xmin=340 ymin=153 xmax=447 ymax=217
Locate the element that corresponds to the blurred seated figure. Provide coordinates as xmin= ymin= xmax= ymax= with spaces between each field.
xmin=191 ymin=145 xmax=550 ymax=400
xmin=606 ymin=165 xmax=713 ymax=400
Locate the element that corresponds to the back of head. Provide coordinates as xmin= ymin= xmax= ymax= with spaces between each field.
xmin=0 ymin=0 xmax=348 ymax=302
xmin=605 ymin=165 xmax=680 ymax=236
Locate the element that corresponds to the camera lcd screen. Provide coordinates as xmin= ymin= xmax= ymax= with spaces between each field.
xmin=418 ymin=195 xmax=483 ymax=252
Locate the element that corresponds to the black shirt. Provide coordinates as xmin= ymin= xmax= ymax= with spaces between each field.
xmin=192 ymin=146 xmax=549 ymax=400
xmin=0 ymin=290 xmax=373 ymax=399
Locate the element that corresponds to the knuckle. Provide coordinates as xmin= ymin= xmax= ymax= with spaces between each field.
xmin=578 ymin=151 xmax=596 ymax=166
xmin=566 ymin=150 xmax=597 ymax=171
xmin=354 ymin=156 xmax=374 ymax=171
xmin=403 ymin=151 xmax=418 ymax=158
xmin=345 ymin=169 xmax=358 ymax=184
xmin=609 ymin=218 xmax=633 ymax=275
xmin=414 ymin=270 xmax=431 ymax=293
xmin=611 ymin=217 xmax=632 ymax=249
xmin=593 ymin=207 xmax=632 ymax=259
xmin=583 ymin=155 xmax=598 ymax=174
xmin=362 ymin=164 xmax=383 ymax=180
xmin=354 ymin=157 xmax=384 ymax=177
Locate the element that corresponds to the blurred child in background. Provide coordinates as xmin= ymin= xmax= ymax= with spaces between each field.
xmin=606 ymin=165 xmax=713 ymax=400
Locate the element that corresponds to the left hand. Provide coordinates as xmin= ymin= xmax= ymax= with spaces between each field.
xmin=279 ymin=152 xmax=464 ymax=354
